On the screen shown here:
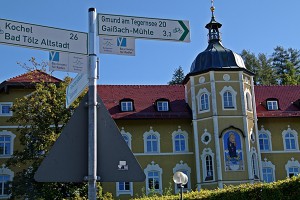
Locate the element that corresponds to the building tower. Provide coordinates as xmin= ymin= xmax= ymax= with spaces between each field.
xmin=183 ymin=3 xmax=262 ymax=190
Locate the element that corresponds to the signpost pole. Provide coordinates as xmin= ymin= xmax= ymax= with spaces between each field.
xmin=88 ymin=8 xmax=98 ymax=200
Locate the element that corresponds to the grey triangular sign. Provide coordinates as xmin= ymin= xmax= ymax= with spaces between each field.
xmin=34 ymin=93 xmax=145 ymax=182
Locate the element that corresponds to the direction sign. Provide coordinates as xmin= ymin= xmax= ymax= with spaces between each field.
xmin=100 ymin=36 xmax=135 ymax=56
xmin=35 ymin=93 xmax=146 ymax=182
xmin=49 ymin=51 xmax=88 ymax=73
xmin=97 ymin=13 xmax=190 ymax=42
xmin=0 ymin=18 xmax=88 ymax=54
xmin=66 ymin=73 xmax=88 ymax=108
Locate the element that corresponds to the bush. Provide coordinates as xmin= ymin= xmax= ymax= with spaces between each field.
xmin=132 ymin=175 xmax=300 ymax=200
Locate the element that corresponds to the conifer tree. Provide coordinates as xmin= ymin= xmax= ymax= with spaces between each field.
xmin=168 ymin=66 xmax=185 ymax=85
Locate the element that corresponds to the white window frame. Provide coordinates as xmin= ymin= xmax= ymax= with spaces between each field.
xmin=267 ymin=100 xmax=278 ymax=110
xmin=0 ymin=165 xmax=14 ymax=199
xmin=172 ymin=127 xmax=189 ymax=153
xmin=173 ymin=161 xmax=191 ymax=193
xmin=196 ymin=88 xmax=210 ymax=113
xmin=201 ymin=148 xmax=215 ymax=182
xmin=144 ymin=161 xmax=162 ymax=195
xmin=282 ymin=126 xmax=299 ymax=151
xmin=120 ymin=101 xmax=133 ymax=112
xmin=116 ymin=181 xmax=133 ymax=197
xmin=219 ymin=86 xmax=237 ymax=110
xmin=258 ymin=126 xmax=272 ymax=152
xmin=143 ymin=127 xmax=160 ymax=153
xmin=262 ymin=158 xmax=275 ymax=183
xmin=244 ymin=89 xmax=253 ymax=112
xmin=0 ymin=103 xmax=13 ymax=117
xmin=120 ymin=127 xmax=132 ymax=149
xmin=0 ymin=131 xmax=16 ymax=158
xmin=285 ymin=158 xmax=300 ymax=178
xmin=156 ymin=101 xmax=169 ymax=111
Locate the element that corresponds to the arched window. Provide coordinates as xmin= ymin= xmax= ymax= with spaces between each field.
xmin=174 ymin=134 xmax=185 ymax=152
xmin=251 ymin=148 xmax=259 ymax=179
xmin=0 ymin=165 xmax=14 ymax=198
xmin=285 ymin=158 xmax=300 ymax=178
xmin=196 ymin=88 xmax=210 ymax=113
xmin=201 ymin=148 xmax=215 ymax=182
xmin=144 ymin=161 xmax=162 ymax=195
xmin=223 ymin=91 xmax=233 ymax=108
xmin=258 ymin=126 xmax=272 ymax=151
xmin=200 ymin=93 xmax=209 ymax=111
xmin=0 ymin=131 xmax=16 ymax=158
xmin=143 ymin=127 xmax=160 ymax=153
xmin=172 ymin=127 xmax=189 ymax=153
xmin=259 ymin=133 xmax=270 ymax=151
xmin=262 ymin=158 xmax=275 ymax=183
xmin=282 ymin=126 xmax=299 ymax=151
xmin=147 ymin=135 xmax=158 ymax=152
xmin=220 ymin=86 xmax=237 ymax=110
xmin=244 ymin=90 xmax=252 ymax=111
xmin=173 ymin=161 xmax=191 ymax=193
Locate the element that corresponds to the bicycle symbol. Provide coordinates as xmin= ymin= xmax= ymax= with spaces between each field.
xmin=173 ymin=28 xmax=182 ymax=34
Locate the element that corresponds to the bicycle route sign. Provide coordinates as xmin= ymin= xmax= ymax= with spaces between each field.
xmin=97 ymin=13 xmax=190 ymax=42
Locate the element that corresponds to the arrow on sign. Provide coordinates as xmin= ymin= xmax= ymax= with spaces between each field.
xmin=97 ymin=13 xmax=190 ymax=42
xmin=178 ymin=21 xmax=189 ymax=42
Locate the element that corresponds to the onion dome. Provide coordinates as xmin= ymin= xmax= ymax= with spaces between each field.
xmin=189 ymin=3 xmax=246 ymax=74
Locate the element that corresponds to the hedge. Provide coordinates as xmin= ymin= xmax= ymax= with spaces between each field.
xmin=129 ymin=175 xmax=300 ymax=200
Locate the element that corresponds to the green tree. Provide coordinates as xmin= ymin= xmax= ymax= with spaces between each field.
xmin=6 ymin=59 xmax=104 ymax=199
xmin=241 ymin=50 xmax=277 ymax=85
xmin=281 ymin=62 xmax=300 ymax=85
xmin=271 ymin=46 xmax=300 ymax=85
xmin=168 ymin=66 xmax=185 ymax=85
xmin=256 ymin=53 xmax=277 ymax=85
xmin=241 ymin=50 xmax=259 ymax=84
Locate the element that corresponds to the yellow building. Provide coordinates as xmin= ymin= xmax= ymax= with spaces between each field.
xmin=1 ymin=6 xmax=300 ymax=200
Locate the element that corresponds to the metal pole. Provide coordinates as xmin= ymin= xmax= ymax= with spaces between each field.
xmin=88 ymin=7 xmax=97 ymax=200
xmin=180 ymin=184 xmax=183 ymax=200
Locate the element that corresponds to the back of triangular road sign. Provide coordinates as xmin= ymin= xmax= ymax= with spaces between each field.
xmin=34 ymin=93 xmax=146 ymax=182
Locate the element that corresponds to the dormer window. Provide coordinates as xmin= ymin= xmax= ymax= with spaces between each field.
xmin=155 ymin=99 xmax=169 ymax=112
xmin=267 ymin=100 xmax=278 ymax=111
xmin=120 ymin=99 xmax=134 ymax=112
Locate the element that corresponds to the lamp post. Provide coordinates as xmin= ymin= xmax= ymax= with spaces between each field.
xmin=173 ymin=171 xmax=188 ymax=200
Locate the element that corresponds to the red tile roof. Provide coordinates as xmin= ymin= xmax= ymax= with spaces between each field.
xmin=97 ymin=85 xmax=191 ymax=119
xmin=0 ymin=70 xmax=62 ymax=93
xmin=6 ymin=70 xmax=61 ymax=83
xmin=254 ymin=85 xmax=300 ymax=117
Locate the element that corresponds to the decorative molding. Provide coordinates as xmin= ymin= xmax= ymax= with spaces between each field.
xmin=143 ymin=127 xmax=160 ymax=153
xmin=171 ymin=126 xmax=189 ymax=152
xmin=201 ymin=129 xmax=212 ymax=145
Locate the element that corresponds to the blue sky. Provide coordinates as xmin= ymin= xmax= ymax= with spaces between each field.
xmin=0 ymin=0 xmax=299 ymax=85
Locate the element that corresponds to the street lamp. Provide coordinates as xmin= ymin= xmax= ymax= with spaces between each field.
xmin=173 ymin=171 xmax=188 ymax=200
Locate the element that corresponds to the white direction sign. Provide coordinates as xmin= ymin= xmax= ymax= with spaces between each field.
xmin=97 ymin=13 xmax=190 ymax=42
xmin=49 ymin=51 xmax=88 ymax=73
xmin=66 ymin=73 xmax=88 ymax=108
xmin=100 ymin=36 xmax=135 ymax=56
xmin=0 ymin=18 xmax=88 ymax=54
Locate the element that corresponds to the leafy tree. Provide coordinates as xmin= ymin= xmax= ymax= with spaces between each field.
xmin=168 ymin=66 xmax=185 ymax=85
xmin=6 ymin=59 xmax=104 ymax=199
